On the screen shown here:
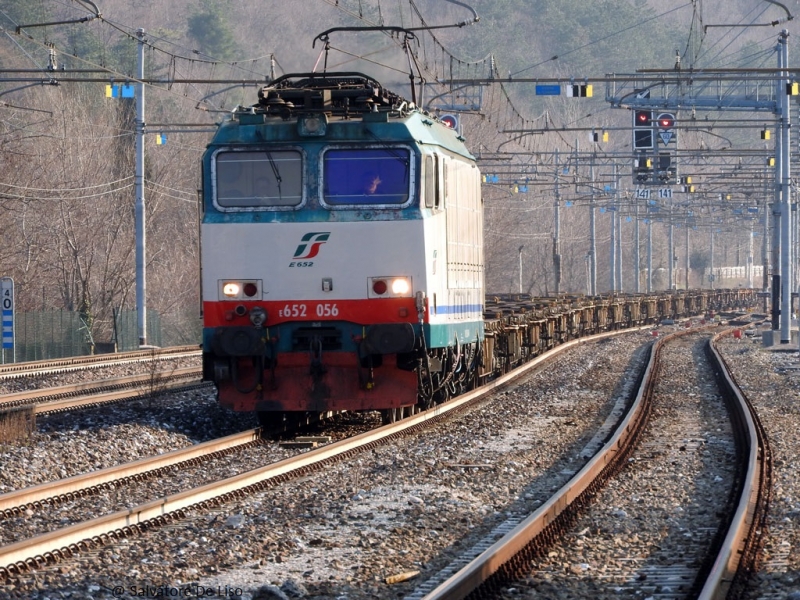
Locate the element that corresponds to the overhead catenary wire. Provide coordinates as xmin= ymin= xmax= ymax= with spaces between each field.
xmin=66 ymin=3 xmax=281 ymax=79
xmin=0 ymin=31 xmax=264 ymax=115
xmin=144 ymin=182 xmax=198 ymax=204
xmin=325 ymin=43 xmax=413 ymax=75
xmin=510 ymin=2 xmax=693 ymax=77
xmin=1 ymin=1 xmax=789 ymax=180
xmin=0 ymin=182 xmax=134 ymax=201
xmin=145 ymin=179 xmax=196 ymax=197
xmin=696 ymin=3 xmax=771 ymax=66
xmin=1 ymin=0 xmax=285 ymax=116
xmin=0 ymin=176 xmax=133 ymax=192
xmin=5 ymin=0 xmax=756 ymax=165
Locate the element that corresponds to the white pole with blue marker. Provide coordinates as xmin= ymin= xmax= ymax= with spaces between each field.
xmin=1 ymin=277 xmax=14 ymax=363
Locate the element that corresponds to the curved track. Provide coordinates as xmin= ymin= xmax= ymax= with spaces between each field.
xmin=0 ymin=318 xmax=768 ymax=596
xmin=408 ymin=326 xmax=770 ymax=600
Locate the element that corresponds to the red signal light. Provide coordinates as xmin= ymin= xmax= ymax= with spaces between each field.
xmin=634 ymin=110 xmax=651 ymax=126
xmin=440 ymin=114 xmax=459 ymax=129
xmin=657 ymin=113 xmax=675 ymax=129
xmin=243 ymin=282 xmax=258 ymax=297
xmin=633 ymin=110 xmax=654 ymax=149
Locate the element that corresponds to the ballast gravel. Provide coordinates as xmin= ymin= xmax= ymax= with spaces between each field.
xmin=2 ymin=324 xmax=798 ymax=600
xmin=1 ymin=333 xmax=651 ymax=599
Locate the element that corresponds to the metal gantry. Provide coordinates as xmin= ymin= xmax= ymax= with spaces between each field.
xmin=479 ymin=31 xmax=794 ymax=338
xmin=605 ymin=31 xmax=794 ymax=341
xmin=480 ymin=146 xmax=770 ymax=298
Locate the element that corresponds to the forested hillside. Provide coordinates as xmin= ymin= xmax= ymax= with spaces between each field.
xmin=0 ymin=0 xmax=790 ymax=346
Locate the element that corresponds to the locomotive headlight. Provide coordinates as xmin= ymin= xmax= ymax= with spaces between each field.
xmin=219 ymin=280 xmax=262 ymax=300
xmin=368 ymin=276 xmax=412 ymax=298
xmin=222 ymin=282 xmax=241 ymax=298
xmin=391 ymin=277 xmax=411 ymax=295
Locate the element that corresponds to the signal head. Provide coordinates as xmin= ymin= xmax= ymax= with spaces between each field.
xmin=440 ymin=114 xmax=459 ymax=129
xmin=657 ymin=113 xmax=675 ymax=129
xmin=634 ymin=110 xmax=651 ymax=126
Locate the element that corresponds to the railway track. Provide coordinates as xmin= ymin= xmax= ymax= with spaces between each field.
xmin=0 ymin=367 xmax=204 ymax=416
xmin=0 ymin=428 xmax=263 ymax=519
xmin=0 ymin=328 xmax=641 ymax=582
xmin=712 ymin=330 xmax=793 ymax=600
xmin=0 ymin=319 xmax=768 ymax=600
xmin=408 ymin=327 xmax=769 ymax=600
xmin=0 ymin=412 xmax=357 ymax=545
xmin=0 ymin=346 xmax=200 ymax=381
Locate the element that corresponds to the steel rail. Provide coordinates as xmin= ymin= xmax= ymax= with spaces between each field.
xmin=0 ymin=328 xmax=638 ymax=578
xmin=417 ymin=327 xmax=664 ymax=599
xmin=698 ymin=331 xmax=772 ymax=600
xmin=0 ymin=346 xmax=200 ymax=380
xmin=0 ymin=367 xmax=203 ymax=413
xmin=418 ymin=325 xmax=766 ymax=600
xmin=33 ymin=377 xmax=207 ymax=415
xmin=0 ymin=429 xmax=262 ymax=516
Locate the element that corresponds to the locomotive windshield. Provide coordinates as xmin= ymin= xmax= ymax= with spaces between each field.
xmin=323 ymin=148 xmax=410 ymax=206
xmin=215 ymin=150 xmax=302 ymax=207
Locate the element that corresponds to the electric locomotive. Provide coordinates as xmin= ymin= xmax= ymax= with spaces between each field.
xmin=200 ymin=72 xmax=484 ymax=426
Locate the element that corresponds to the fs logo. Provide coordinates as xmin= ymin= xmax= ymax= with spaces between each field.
xmin=292 ymin=232 xmax=330 ymax=260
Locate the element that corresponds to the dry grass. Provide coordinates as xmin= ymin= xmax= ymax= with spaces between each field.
xmin=139 ymin=348 xmax=176 ymax=408
xmin=0 ymin=405 xmax=36 ymax=443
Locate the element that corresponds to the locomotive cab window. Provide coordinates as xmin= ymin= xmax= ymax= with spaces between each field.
xmin=214 ymin=150 xmax=302 ymax=208
xmin=323 ymin=148 xmax=411 ymax=207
